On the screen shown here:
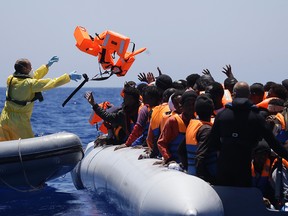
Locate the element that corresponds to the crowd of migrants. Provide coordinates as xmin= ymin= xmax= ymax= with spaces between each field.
xmin=84 ymin=65 xmax=288 ymax=211
xmin=84 ymin=65 xmax=288 ymax=209
xmin=5 ymin=58 xmax=288 ymax=210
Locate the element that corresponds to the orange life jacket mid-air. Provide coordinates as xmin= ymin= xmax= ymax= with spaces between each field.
xmin=74 ymin=26 xmax=146 ymax=80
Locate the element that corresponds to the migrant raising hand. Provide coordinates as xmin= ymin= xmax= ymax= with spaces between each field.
xmin=146 ymin=72 xmax=155 ymax=83
xmin=202 ymin=69 xmax=212 ymax=77
xmin=138 ymin=72 xmax=148 ymax=83
xmin=138 ymin=72 xmax=155 ymax=84
xmin=222 ymin=64 xmax=234 ymax=78
xmin=84 ymin=91 xmax=96 ymax=106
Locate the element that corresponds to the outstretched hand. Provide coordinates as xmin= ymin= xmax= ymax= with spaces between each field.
xmin=69 ymin=71 xmax=82 ymax=82
xmin=138 ymin=72 xmax=148 ymax=83
xmin=47 ymin=56 xmax=59 ymax=68
xmin=84 ymin=91 xmax=96 ymax=106
xmin=202 ymin=69 xmax=212 ymax=77
xmin=138 ymin=72 xmax=155 ymax=84
xmin=146 ymin=72 xmax=155 ymax=83
xmin=222 ymin=64 xmax=234 ymax=78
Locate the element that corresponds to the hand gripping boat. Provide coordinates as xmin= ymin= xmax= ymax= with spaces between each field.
xmin=0 ymin=132 xmax=84 ymax=190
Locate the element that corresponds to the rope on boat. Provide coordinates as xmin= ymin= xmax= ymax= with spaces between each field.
xmin=0 ymin=138 xmax=45 ymax=192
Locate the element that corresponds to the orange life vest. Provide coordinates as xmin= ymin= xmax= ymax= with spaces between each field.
xmin=275 ymin=112 xmax=286 ymax=130
xmin=185 ymin=119 xmax=213 ymax=175
xmin=74 ymin=26 xmax=101 ymax=56
xmin=256 ymin=97 xmax=278 ymax=109
xmin=167 ymin=114 xmax=186 ymax=163
xmin=89 ymin=101 xmax=112 ymax=134
xmin=74 ymin=26 xmax=146 ymax=77
xmin=272 ymin=157 xmax=288 ymax=169
xmin=160 ymin=110 xmax=179 ymax=133
xmin=150 ymin=103 xmax=170 ymax=135
xmin=147 ymin=103 xmax=170 ymax=149
xmin=251 ymin=158 xmax=271 ymax=178
xmin=251 ymin=158 xmax=272 ymax=193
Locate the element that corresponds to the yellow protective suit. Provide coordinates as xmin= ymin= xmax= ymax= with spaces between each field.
xmin=0 ymin=65 xmax=71 ymax=141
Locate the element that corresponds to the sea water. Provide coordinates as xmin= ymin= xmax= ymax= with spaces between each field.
xmin=0 ymin=87 xmax=123 ymax=216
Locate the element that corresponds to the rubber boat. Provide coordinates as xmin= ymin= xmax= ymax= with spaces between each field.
xmin=71 ymin=142 xmax=287 ymax=216
xmin=0 ymin=132 xmax=84 ymax=190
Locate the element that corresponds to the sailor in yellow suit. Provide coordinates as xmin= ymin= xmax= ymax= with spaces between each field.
xmin=0 ymin=56 xmax=82 ymax=141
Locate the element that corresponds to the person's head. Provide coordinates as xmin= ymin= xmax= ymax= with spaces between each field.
xmin=120 ymin=81 xmax=137 ymax=97
xmin=123 ymin=86 xmax=140 ymax=112
xmin=282 ymin=79 xmax=288 ymax=92
xmin=267 ymin=83 xmax=288 ymax=101
xmin=249 ymin=82 xmax=264 ymax=104
xmin=264 ymin=81 xmax=276 ymax=92
xmin=162 ymin=88 xmax=176 ymax=103
xmin=205 ymin=81 xmax=224 ymax=109
xmin=252 ymin=142 xmax=271 ymax=165
xmin=142 ymin=85 xmax=161 ymax=107
xmin=169 ymin=90 xmax=185 ymax=113
xmin=14 ymin=58 xmax=32 ymax=74
xmin=193 ymin=75 xmax=214 ymax=93
xmin=232 ymin=81 xmax=250 ymax=99
xmin=180 ymin=90 xmax=198 ymax=120
xmin=136 ymin=81 xmax=148 ymax=96
xmin=155 ymin=74 xmax=173 ymax=95
xmin=186 ymin=73 xmax=200 ymax=89
xmin=195 ymin=94 xmax=214 ymax=121
xmin=224 ymin=77 xmax=238 ymax=94
xmin=172 ymin=80 xmax=186 ymax=90
xmin=267 ymin=98 xmax=285 ymax=115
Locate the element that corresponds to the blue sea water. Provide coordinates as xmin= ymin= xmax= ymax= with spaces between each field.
xmin=0 ymin=87 xmax=123 ymax=216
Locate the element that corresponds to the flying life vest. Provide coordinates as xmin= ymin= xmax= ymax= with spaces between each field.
xmin=6 ymin=75 xmax=43 ymax=106
xmin=185 ymin=119 xmax=215 ymax=176
xmin=74 ymin=26 xmax=146 ymax=80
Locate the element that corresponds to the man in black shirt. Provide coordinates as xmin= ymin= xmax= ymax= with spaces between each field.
xmin=207 ymin=81 xmax=288 ymax=187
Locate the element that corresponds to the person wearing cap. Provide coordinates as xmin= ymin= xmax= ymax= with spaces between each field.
xmin=157 ymin=90 xmax=198 ymax=164
xmin=0 ymin=56 xmax=82 ymax=141
xmin=180 ymin=94 xmax=216 ymax=183
xmin=206 ymin=81 xmax=288 ymax=187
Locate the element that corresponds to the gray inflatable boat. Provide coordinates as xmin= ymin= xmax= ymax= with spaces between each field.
xmin=72 ymin=142 xmax=287 ymax=216
xmin=0 ymin=132 xmax=83 ymax=190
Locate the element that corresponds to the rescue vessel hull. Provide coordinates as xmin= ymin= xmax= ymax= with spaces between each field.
xmin=0 ymin=132 xmax=84 ymax=189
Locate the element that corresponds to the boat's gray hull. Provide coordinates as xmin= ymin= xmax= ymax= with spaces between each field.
xmin=72 ymin=142 xmax=224 ymax=216
xmin=0 ymin=132 xmax=84 ymax=189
